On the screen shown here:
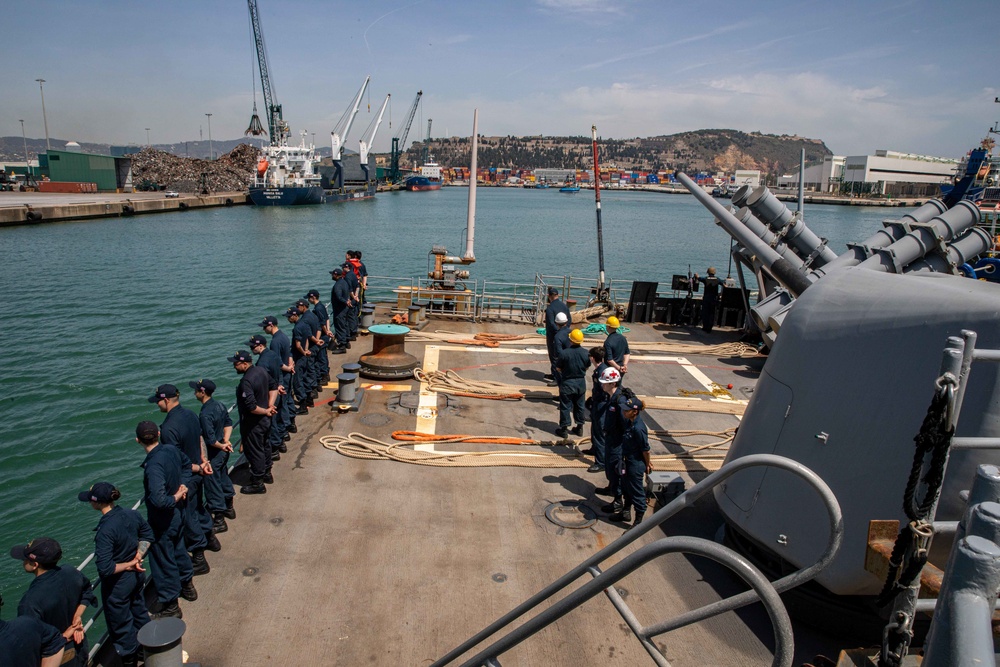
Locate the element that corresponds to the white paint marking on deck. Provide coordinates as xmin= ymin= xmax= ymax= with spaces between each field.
xmin=414 ymin=346 xmax=441 ymax=450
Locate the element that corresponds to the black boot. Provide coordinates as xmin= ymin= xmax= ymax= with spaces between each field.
xmin=263 ymin=471 xmax=274 ymax=484
xmin=271 ymin=450 xmax=281 ymax=461
xmin=205 ymin=531 xmax=222 ymax=552
xmin=594 ymin=486 xmax=614 ymax=497
xmin=222 ymin=496 xmax=236 ymax=520
xmin=628 ymin=511 xmax=645 ymax=530
xmin=180 ymin=578 xmax=198 ymax=601
xmin=610 ymin=506 xmax=633 ymax=523
xmin=240 ymin=477 xmax=267 ymax=495
xmin=154 ymin=599 xmax=182 ymax=619
xmin=295 ymin=405 xmax=309 ymax=415
xmin=277 ymin=441 xmax=288 ymax=452
xmin=282 ymin=433 xmax=291 ymax=442
xmin=121 ymin=651 xmax=139 ymax=667
xmin=212 ymin=513 xmax=229 ymax=533
xmin=554 ymin=427 xmax=568 ymax=438
xmin=190 ymin=549 xmax=210 ymax=576
xmin=287 ymin=422 xmax=298 ymax=433
xmin=601 ymin=496 xmax=624 ymax=514
xmin=571 ymin=424 xmax=585 ymax=437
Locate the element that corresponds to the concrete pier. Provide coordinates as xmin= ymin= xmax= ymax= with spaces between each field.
xmin=0 ymin=191 xmax=247 ymax=226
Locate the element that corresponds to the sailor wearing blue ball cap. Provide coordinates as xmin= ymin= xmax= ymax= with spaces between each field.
xmin=230 ymin=349 xmax=277 ymax=494
xmin=189 ymin=379 xmax=235 ymax=533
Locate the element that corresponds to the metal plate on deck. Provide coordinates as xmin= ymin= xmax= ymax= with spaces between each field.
xmin=544 ymin=500 xmax=598 ymax=529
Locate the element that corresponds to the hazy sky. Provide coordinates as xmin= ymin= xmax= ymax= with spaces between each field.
xmin=2 ymin=0 xmax=997 ymax=158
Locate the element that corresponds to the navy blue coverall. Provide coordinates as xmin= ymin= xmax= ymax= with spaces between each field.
xmin=312 ymin=300 xmax=332 ymax=378
xmin=270 ymin=328 xmax=294 ymax=434
xmin=0 ymin=616 xmax=66 ymax=667
xmin=142 ymin=444 xmax=193 ymax=603
xmin=198 ymin=397 xmax=234 ymax=514
xmin=331 ymin=277 xmax=352 ymax=347
xmin=93 ymin=505 xmax=154 ymax=658
xmin=160 ymin=405 xmax=212 ymax=552
xmin=590 ymin=361 xmax=610 ymax=468
xmin=300 ymin=309 xmax=323 ymax=393
xmin=556 ymin=344 xmax=590 ymax=430
xmin=544 ymin=298 xmax=570 ymax=378
xmin=620 ymin=414 xmax=651 ymax=515
xmin=17 ymin=565 xmax=97 ymax=666
xmin=342 ymin=267 xmax=360 ymax=336
xmin=237 ymin=365 xmax=273 ymax=480
xmin=291 ymin=317 xmax=313 ymax=405
xmin=603 ymin=388 xmax=627 ymax=497
xmin=256 ymin=346 xmax=284 ymax=454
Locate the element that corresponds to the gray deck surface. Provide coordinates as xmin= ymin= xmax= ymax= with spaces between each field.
xmin=178 ymin=319 xmax=841 ymax=666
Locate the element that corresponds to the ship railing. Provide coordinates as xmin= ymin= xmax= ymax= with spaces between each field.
xmin=430 ymin=454 xmax=843 ymax=667
xmin=364 ymin=274 xmax=417 ymax=310
xmin=877 ymin=331 xmax=1000 ymax=666
xmin=77 ymin=400 xmax=245 ymax=663
xmin=477 ymin=280 xmax=544 ymax=323
xmin=537 ymin=273 xmax=633 ymax=311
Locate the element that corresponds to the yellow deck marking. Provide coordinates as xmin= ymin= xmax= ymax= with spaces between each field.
xmin=360 ymin=383 xmax=412 ymax=392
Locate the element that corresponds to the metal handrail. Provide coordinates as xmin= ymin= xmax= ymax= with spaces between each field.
xmin=431 ymin=453 xmax=844 ymax=666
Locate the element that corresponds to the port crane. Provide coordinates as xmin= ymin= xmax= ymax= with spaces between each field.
xmin=422 ymin=118 xmax=433 ymax=166
xmin=328 ymin=76 xmax=370 ymax=191
xmin=387 ymin=91 xmax=422 ymax=184
xmin=245 ymin=0 xmax=288 ymax=145
xmin=359 ymin=94 xmax=391 ymax=182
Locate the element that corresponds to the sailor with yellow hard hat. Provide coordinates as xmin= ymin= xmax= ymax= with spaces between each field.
xmin=603 ymin=316 xmax=630 ymax=382
xmin=555 ymin=328 xmax=590 ymax=439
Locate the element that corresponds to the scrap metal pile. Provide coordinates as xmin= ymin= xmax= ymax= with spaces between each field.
xmin=130 ymin=144 xmax=260 ymax=193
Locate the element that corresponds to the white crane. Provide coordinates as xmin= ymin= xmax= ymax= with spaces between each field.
xmin=359 ymin=94 xmax=390 ymax=167
xmin=331 ymin=76 xmax=370 ymax=162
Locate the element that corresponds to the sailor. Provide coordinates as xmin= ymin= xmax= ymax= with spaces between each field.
xmin=0 ymin=611 xmax=66 ymax=667
xmin=79 ymin=482 xmax=153 ymax=667
xmin=189 ymin=379 xmax=236 ymax=533
xmin=296 ymin=299 xmax=324 ymax=396
xmin=151 ymin=384 xmax=219 ymax=572
xmin=341 ymin=260 xmax=361 ymax=340
xmin=230 ymin=349 xmax=277 ymax=494
xmin=329 ymin=267 xmax=352 ymax=353
xmin=544 ymin=287 xmax=570 ymax=383
xmin=9 ymin=537 xmax=96 ymax=667
xmin=586 ymin=347 xmax=609 ymax=474
xmin=347 ymin=250 xmax=366 ymax=326
xmin=134 ymin=420 xmax=193 ymax=619
xmin=247 ymin=334 xmax=282 ymax=462
xmin=305 ymin=290 xmax=333 ymax=383
xmin=596 ymin=367 xmax=627 ymax=515
xmin=609 ymin=392 xmax=652 ymax=527
xmin=260 ymin=315 xmax=296 ymax=439
xmin=286 ymin=307 xmax=313 ymax=414
xmin=692 ymin=267 xmax=720 ymax=333
xmin=555 ymin=328 xmax=590 ymax=439
xmin=602 ymin=316 xmax=630 ymax=381
xmin=551 ymin=312 xmax=571 ymax=385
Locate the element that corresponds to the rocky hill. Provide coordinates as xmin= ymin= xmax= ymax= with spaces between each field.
xmin=404 ymin=129 xmax=832 ymax=176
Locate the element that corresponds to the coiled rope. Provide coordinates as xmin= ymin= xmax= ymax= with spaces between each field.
xmin=320 ymin=429 xmax=733 ymax=471
xmin=413 ymin=368 xmax=526 ymax=400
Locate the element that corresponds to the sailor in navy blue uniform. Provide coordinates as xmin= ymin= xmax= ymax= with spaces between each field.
xmin=693 ymin=267 xmax=721 ymax=333
xmin=231 ymin=349 xmax=277 ymax=494
xmin=0 ymin=612 xmax=66 ymax=667
xmin=135 ymin=420 xmax=193 ymax=619
xmin=190 ymin=379 xmax=235 ymax=532
xmin=248 ymin=335 xmax=282 ymax=462
xmin=610 ymin=394 xmax=652 ymax=527
xmin=551 ymin=312 xmax=571 ymax=384
xmin=79 ymin=482 xmax=153 ymax=667
xmin=544 ymin=287 xmax=570 ymax=382
xmin=261 ymin=315 xmax=296 ymax=438
xmin=287 ymin=307 xmax=314 ymax=413
xmin=596 ymin=367 xmax=627 ymax=515
xmin=602 ymin=316 xmax=630 ymax=384
xmin=9 ymin=537 xmax=95 ymax=667
xmin=296 ymin=299 xmax=324 ymax=396
xmin=341 ymin=260 xmax=360 ymax=339
xmin=152 ymin=384 xmax=218 ymax=573
xmin=587 ymin=347 xmax=609 ymax=474
xmin=351 ymin=250 xmax=368 ymax=306
xmin=306 ymin=290 xmax=332 ymax=383
xmin=555 ymin=328 xmax=590 ymax=439
xmin=330 ymin=267 xmax=352 ymax=352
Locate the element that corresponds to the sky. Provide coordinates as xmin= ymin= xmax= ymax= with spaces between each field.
xmin=1 ymin=0 xmax=998 ymax=159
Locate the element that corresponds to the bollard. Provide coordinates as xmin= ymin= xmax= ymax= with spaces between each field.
xmin=337 ymin=373 xmax=357 ymax=403
xmin=408 ymin=305 xmax=422 ymax=326
xmin=360 ymin=306 xmax=375 ymax=329
xmin=342 ymin=362 xmax=361 ymax=378
xmin=414 ymin=301 xmax=428 ymax=321
xmin=138 ymin=617 xmax=186 ymax=667
xmin=359 ymin=324 xmax=419 ymax=379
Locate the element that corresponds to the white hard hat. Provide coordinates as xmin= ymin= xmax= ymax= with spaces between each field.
xmin=599 ymin=367 xmax=621 ymax=384
xmin=555 ymin=312 xmax=568 ymax=324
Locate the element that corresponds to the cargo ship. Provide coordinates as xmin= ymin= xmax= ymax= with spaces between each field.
xmin=405 ymin=157 xmax=443 ymax=191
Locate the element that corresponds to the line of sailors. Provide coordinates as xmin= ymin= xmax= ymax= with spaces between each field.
xmin=1 ymin=252 xmax=368 ymax=667
xmin=545 ymin=287 xmax=651 ymax=528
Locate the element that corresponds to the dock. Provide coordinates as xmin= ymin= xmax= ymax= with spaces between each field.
xmin=0 ymin=191 xmax=247 ymax=226
xmin=166 ymin=316 xmax=843 ymax=666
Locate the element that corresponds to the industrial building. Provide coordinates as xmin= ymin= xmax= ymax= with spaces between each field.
xmin=37 ymin=143 xmax=133 ymax=191
xmin=778 ymin=151 xmax=957 ymax=197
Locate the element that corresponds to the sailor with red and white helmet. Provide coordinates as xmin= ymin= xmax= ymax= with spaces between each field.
xmin=595 ymin=366 xmax=627 ymax=514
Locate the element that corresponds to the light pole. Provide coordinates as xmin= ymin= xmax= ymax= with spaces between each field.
xmin=19 ymin=119 xmax=29 ymax=179
xmin=205 ymin=113 xmax=213 ymax=159
xmin=145 ymin=128 xmax=150 ymax=146
xmin=35 ymin=79 xmax=50 ymax=150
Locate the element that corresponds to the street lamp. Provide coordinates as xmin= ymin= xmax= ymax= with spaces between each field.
xmin=145 ymin=128 xmax=150 ymax=146
xmin=205 ymin=113 xmax=213 ymax=159
xmin=35 ymin=79 xmax=50 ymax=150
xmin=19 ymin=119 xmax=29 ymax=180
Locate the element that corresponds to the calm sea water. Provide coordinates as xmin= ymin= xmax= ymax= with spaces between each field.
xmin=0 ymin=186 xmax=900 ymax=605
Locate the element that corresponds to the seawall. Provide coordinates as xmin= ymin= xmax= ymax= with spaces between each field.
xmin=0 ymin=192 xmax=248 ymax=227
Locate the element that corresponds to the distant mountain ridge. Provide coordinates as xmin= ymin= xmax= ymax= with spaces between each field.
xmin=2 ymin=129 xmax=832 ymax=176
xmin=405 ymin=129 xmax=833 ymax=176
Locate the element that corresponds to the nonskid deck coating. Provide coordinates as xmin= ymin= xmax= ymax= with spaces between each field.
xmin=174 ymin=319 xmax=834 ymax=666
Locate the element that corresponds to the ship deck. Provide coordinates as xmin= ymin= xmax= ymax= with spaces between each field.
xmin=177 ymin=318 xmax=842 ymax=666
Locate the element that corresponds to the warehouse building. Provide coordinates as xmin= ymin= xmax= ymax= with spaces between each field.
xmin=38 ymin=143 xmax=133 ymax=191
xmin=778 ymin=151 xmax=957 ymax=197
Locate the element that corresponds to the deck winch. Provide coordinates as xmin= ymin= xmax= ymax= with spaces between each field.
xmin=358 ymin=324 xmax=419 ymax=380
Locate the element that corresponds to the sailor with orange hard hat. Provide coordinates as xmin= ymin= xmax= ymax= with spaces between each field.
xmin=555 ymin=328 xmax=590 ymax=439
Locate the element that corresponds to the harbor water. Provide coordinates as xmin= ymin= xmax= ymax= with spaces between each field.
xmin=0 ymin=186 xmax=897 ymax=605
